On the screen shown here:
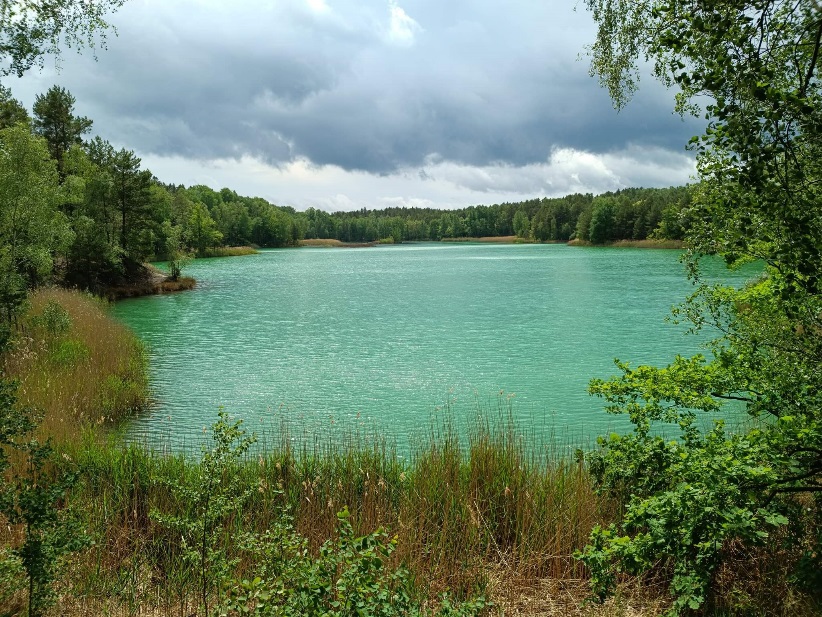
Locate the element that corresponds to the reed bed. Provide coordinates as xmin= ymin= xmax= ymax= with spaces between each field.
xmin=2 ymin=288 xmax=149 ymax=442
xmin=51 ymin=408 xmax=615 ymax=614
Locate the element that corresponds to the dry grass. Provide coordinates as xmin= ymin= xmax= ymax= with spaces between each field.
xmin=3 ymin=288 xmax=149 ymax=442
xmin=198 ymin=246 xmax=259 ymax=257
xmin=300 ymin=238 xmax=378 ymax=247
xmin=486 ymin=574 xmax=670 ymax=617
xmin=155 ymin=277 xmax=196 ymax=292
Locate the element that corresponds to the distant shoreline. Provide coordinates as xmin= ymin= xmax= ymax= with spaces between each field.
xmin=299 ymin=238 xmax=380 ymax=248
xmin=300 ymin=236 xmax=686 ymax=248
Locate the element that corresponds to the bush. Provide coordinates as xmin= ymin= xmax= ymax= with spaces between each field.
xmin=222 ymin=508 xmax=488 ymax=617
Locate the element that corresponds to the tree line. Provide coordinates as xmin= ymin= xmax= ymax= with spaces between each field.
xmin=302 ymin=186 xmax=691 ymax=243
xmin=0 ymin=79 xmax=692 ymax=322
xmin=0 ymin=81 xmax=692 ymax=321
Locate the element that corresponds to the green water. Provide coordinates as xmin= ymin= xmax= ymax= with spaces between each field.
xmin=112 ymin=243 xmax=758 ymax=451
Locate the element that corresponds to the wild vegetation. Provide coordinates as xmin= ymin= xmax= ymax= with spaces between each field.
xmin=576 ymin=0 xmax=822 ymax=614
xmin=299 ymin=185 xmax=691 ymax=244
xmin=4 ymin=288 xmax=147 ymax=441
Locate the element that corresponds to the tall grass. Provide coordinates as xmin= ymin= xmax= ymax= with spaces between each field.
xmin=54 ymin=408 xmax=612 ymax=614
xmin=2 ymin=288 xmax=149 ymax=442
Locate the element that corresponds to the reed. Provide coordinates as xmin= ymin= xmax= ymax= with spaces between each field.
xmin=2 ymin=288 xmax=149 ymax=442
xmin=49 ymin=406 xmax=613 ymax=614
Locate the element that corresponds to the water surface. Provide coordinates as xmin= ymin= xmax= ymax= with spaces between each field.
xmin=112 ymin=243 xmax=757 ymax=451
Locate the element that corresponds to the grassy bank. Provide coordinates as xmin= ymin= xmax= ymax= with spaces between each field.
xmin=105 ymin=263 xmax=196 ymax=300
xmin=3 ymin=288 xmax=149 ymax=442
xmin=52 ymin=413 xmax=615 ymax=616
xmin=441 ymin=236 xmax=529 ymax=244
xmin=300 ymin=238 xmax=378 ymax=248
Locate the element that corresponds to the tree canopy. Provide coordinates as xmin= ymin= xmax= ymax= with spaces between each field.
xmin=579 ymin=0 xmax=822 ymax=613
xmin=0 ymin=0 xmax=126 ymax=77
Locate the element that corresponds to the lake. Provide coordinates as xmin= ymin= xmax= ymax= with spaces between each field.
xmin=112 ymin=243 xmax=758 ymax=453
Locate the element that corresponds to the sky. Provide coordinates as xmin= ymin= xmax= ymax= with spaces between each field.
xmin=6 ymin=0 xmax=703 ymax=212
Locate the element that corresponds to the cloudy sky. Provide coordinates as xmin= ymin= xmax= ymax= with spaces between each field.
xmin=7 ymin=0 xmax=702 ymax=211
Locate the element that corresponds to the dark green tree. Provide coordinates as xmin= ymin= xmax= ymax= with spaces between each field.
xmin=0 ymin=126 xmax=71 ymax=322
xmin=187 ymin=201 xmax=223 ymax=255
xmin=110 ymin=147 xmax=154 ymax=261
xmin=512 ymin=209 xmax=530 ymax=239
xmin=588 ymin=196 xmax=616 ymax=244
xmin=61 ymin=141 xmax=125 ymax=289
xmin=0 ymin=85 xmax=29 ymax=128
xmin=32 ymin=86 xmax=92 ymax=179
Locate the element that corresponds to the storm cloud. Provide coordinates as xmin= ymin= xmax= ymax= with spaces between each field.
xmin=7 ymin=0 xmax=703 ymax=209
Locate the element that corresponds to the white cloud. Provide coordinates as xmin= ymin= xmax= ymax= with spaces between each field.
xmin=5 ymin=0 xmax=701 ymax=206
xmin=139 ymin=145 xmax=695 ymax=212
xmin=306 ymin=0 xmax=331 ymax=13
xmin=386 ymin=1 xmax=421 ymax=46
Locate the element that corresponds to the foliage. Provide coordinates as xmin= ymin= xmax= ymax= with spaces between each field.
xmin=0 ymin=0 xmax=125 ymax=77
xmin=221 ymin=507 xmax=488 ymax=617
xmin=162 ymin=220 xmax=191 ymax=280
xmin=53 ymin=405 xmax=599 ymax=614
xmin=32 ymin=85 xmax=93 ymax=178
xmin=512 ymin=209 xmax=530 ymax=239
xmin=187 ymin=201 xmax=224 ymax=256
xmin=579 ymin=0 xmax=822 ymax=613
xmin=588 ymin=196 xmax=617 ymax=245
xmin=0 ymin=84 xmax=29 ymax=129
xmin=151 ymin=410 xmax=256 ymax=617
xmin=0 ymin=125 xmax=71 ymax=322
xmin=31 ymin=299 xmax=71 ymax=337
xmin=0 ymin=368 xmax=87 ymax=616
xmin=1 ymin=436 xmax=88 ymax=617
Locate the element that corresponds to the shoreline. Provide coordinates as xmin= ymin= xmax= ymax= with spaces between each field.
xmin=103 ymin=237 xmax=688 ymax=300
xmin=302 ymin=236 xmax=686 ymax=248
xmin=105 ymin=263 xmax=196 ymax=300
xmin=299 ymin=238 xmax=380 ymax=248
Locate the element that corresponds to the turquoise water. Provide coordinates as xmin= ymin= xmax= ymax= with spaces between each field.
xmin=112 ymin=243 xmax=758 ymax=451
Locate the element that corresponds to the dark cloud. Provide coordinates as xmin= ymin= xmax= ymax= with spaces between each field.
xmin=9 ymin=0 xmax=703 ymax=175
